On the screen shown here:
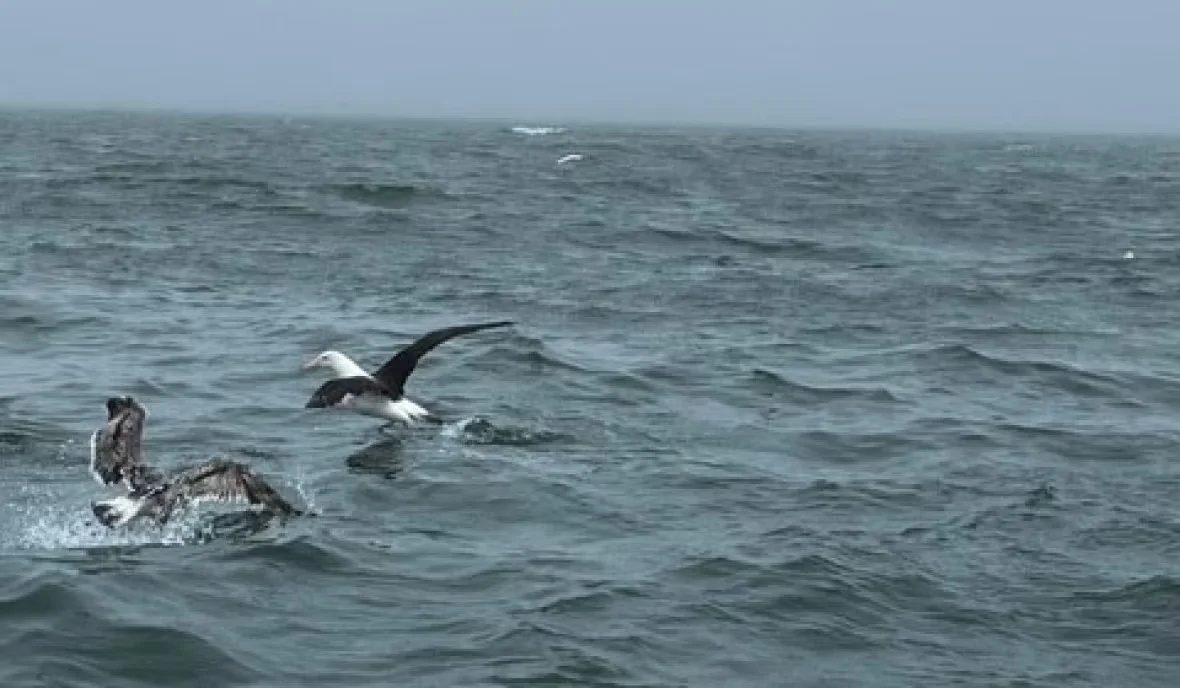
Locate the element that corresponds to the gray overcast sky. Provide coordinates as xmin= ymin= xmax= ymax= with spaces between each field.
xmin=1 ymin=1 xmax=1178 ymax=133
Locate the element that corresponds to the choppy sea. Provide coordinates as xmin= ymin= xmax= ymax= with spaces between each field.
xmin=1 ymin=109 xmax=1179 ymax=686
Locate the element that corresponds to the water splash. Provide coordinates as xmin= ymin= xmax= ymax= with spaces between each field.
xmin=442 ymin=416 xmax=572 ymax=446
xmin=5 ymin=470 xmax=315 ymax=551
xmin=9 ymin=492 xmax=206 ymax=550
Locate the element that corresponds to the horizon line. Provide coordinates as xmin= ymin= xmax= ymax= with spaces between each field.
xmin=1 ymin=101 xmax=1177 ymax=140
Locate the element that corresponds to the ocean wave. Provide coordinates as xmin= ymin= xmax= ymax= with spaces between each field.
xmin=989 ymin=422 xmax=1177 ymax=463
xmin=657 ymin=547 xmax=1014 ymax=670
xmin=0 ymin=312 xmax=105 ymax=337
xmin=790 ymin=430 xmax=936 ymax=465
xmin=0 ymin=580 xmax=261 ymax=686
xmin=664 ymin=552 xmax=900 ymax=640
xmin=911 ymin=344 xmax=1133 ymax=397
xmin=1069 ymin=575 xmax=1180 ymax=612
xmin=665 ymin=552 xmax=781 ymax=582
xmin=47 ymin=165 xmax=280 ymax=198
xmin=789 ymin=478 xmax=933 ymax=513
xmin=123 ymin=174 xmax=276 ymax=195
xmin=214 ymin=537 xmax=356 ymax=575
xmin=325 ymin=182 xmax=451 ymax=209
xmin=748 ymin=368 xmax=901 ymax=404
xmin=953 ymin=484 xmax=1071 ymax=533
xmin=0 ymin=427 xmax=66 ymax=459
xmin=935 ymin=321 xmax=1122 ymax=337
xmin=711 ymin=230 xmax=827 ymax=254
xmin=207 ymin=198 xmax=328 ymax=219
xmin=534 ymin=584 xmax=645 ymax=616
xmin=90 ymin=160 xmax=172 ymax=176
xmin=471 ymin=620 xmax=647 ymax=685
xmin=0 ymin=430 xmax=40 ymax=455
xmin=88 ymin=224 xmax=137 ymax=237
xmin=344 ymin=437 xmax=407 ymax=479
xmin=710 ymin=229 xmax=888 ymax=266
xmin=483 ymin=342 xmax=594 ymax=375
xmin=1074 ymin=513 xmax=1180 ymax=551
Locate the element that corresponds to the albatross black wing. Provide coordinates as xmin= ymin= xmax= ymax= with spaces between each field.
xmin=305 ymin=375 xmax=391 ymax=408
xmin=370 ymin=321 xmax=514 ymax=396
xmin=90 ymin=396 xmax=161 ymax=490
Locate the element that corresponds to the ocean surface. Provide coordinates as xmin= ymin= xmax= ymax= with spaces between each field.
xmin=1 ymin=109 xmax=1179 ymax=687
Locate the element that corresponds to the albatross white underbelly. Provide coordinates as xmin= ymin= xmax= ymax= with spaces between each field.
xmin=337 ymin=391 xmax=431 ymax=424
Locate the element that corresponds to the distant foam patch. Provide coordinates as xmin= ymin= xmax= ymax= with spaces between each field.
xmin=511 ymin=126 xmax=567 ymax=136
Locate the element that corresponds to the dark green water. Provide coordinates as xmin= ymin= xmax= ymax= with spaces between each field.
xmin=1 ymin=110 xmax=1179 ymax=686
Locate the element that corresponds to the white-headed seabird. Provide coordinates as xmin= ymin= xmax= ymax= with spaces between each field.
xmin=89 ymin=396 xmax=300 ymax=528
xmin=302 ymin=321 xmax=514 ymax=424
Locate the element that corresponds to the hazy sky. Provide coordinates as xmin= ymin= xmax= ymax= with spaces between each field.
xmin=1 ymin=1 xmax=1178 ymax=133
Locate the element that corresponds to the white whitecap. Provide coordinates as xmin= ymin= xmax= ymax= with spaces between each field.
xmin=511 ymin=126 xmax=567 ymax=136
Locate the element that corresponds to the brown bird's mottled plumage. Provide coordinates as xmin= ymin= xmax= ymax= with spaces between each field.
xmin=88 ymin=396 xmax=300 ymax=528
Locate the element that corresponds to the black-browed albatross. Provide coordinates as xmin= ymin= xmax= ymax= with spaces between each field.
xmin=301 ymin=320 xmax=514 ymax=424
xmin=89 ymin=396 xmax=300 ymax=528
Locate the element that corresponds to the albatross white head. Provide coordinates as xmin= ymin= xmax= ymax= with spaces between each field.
xmin=302 ymin=350 xmax=369 ymax=378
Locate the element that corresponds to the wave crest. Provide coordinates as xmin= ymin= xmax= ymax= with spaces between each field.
xmin=749 ymin=368 xmax=901 ymax=404
xmin=326 ymin=182 xmax=450 ymax=209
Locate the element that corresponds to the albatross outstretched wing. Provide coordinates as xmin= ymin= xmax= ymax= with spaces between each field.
xmin=92 ymin=459 xmax=301 ymax=528
xmin=370 ymin=321 xmax=514 ymax=396
xmin=167 ymin=459 xmax=300 ymax=517
xmin=89 ymin=396 xmax=161 ymax=491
